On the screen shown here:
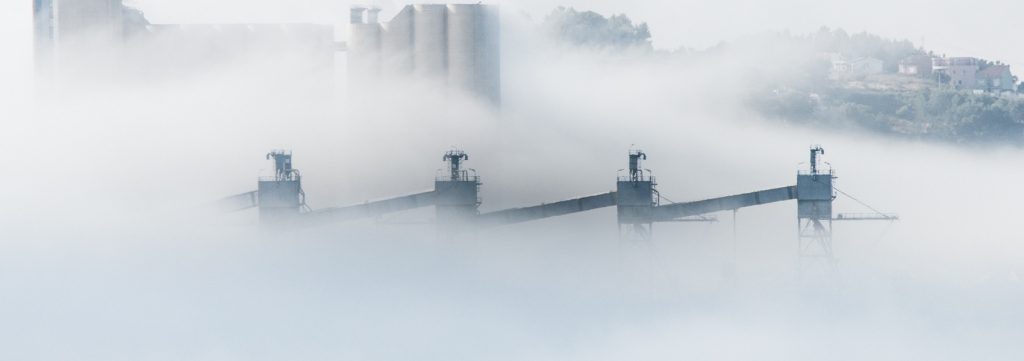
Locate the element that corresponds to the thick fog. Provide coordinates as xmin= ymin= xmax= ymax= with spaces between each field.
xmin=4 ymin=1 xmax=1024 ymax=360
xmin=131 ymin=0 xmax=1024 ymax=72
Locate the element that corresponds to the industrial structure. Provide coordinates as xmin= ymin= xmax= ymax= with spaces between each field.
xmin=278 ymin=150 xmax=478 ymax=231
xmin=33 ymin=0 xmax=125 ymax=75
xmin=33 ymin=0 xmax=336 ymax=84
xmin=33 ymin=0 xmax=125 ymax=44
xmin=796 ymin=146 xmax=836 ymax=275
xmin=220 ymin=151 xmax=308 ymax=226
xmin=616 ymin=149 xmax=656 ymax=240
xmin=435 ymin=150 xmax=482 ymax=228
xmin=348 ymin=4 xmax=502 ymax=105
xmin=258 ymin=151 xmax=309 ymax=225
xmin=218 ymin=146 xmax=896 ymax=277
xmin=33 ymin=1 xmax=501 ymax=104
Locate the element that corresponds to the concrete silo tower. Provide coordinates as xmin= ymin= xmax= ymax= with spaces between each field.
xmin=346 ymin=3 xmax=501 ymax=106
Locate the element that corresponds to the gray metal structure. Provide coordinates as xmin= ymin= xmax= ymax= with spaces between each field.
xmin=216 ymin=190 xmax=258 ymax=212
xmin=303 ymin=190 xmax=437 ymax=226
xmin=476 ymin=192 xmax=618 ymax=228
xmin=617 ymin=149 xmax=656 ymax=240
xmin=278 ymin=150 xmax=479 ymax=229
xmin=258 ymin=151 xmax=306 ymax=225
xmin=435 ymin=150 xmax=481 ymax=231
xmin=651 ymin=186 xmax=798 ymax=221
xmin=218 ymin=146 xmax=895 ymax=280
xmin=796 ymin=146 xmax=836 ymax=277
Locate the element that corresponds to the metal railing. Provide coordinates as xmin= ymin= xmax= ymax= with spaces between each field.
xmin=797 ymin=169 xmax=836 ymax=177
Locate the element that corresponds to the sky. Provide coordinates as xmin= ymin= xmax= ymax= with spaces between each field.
xmin=127 ymin=0 xmax=1024 ymax=72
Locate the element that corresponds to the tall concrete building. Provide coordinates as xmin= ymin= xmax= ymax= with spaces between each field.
xmin=348 ymin=4 xmax=501 ymax=106
xmin=33 ymin=0 xmax=339 ymax=87
xmin=34 ymin=0 xmax=125 ymax=76
xmin=34 ymin=0 xmax=125 ymax=46
xmin=33 ymin=0 xmax=55 ymax=73
xmin=52 ymin=0 xmax=124 ymax=42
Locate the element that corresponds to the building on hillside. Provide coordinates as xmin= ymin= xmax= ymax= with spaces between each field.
xmin=347 ymin=4 xmax=501 ymax=106
xmin=976 ymin=65 xmax=1015 ymax=92
xmin=932 ymin=57 xmax=979 ymax=89
xmin=898 ymin=55 xmax=933 ymax=77
xmin=831 ymin=57 xmax=884 ymax=78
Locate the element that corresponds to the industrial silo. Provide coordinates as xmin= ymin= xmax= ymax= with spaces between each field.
xmin=476 ymin=5 xmax=501 ymax=105
xmin=446 ymin=4 xmax=500 ymax=105
xmin=413 ymin=4 xmax=448 ymax=80
xmin=446 ymin=4 xmax=477 ymax=92
xmin=347 ymin=6 xmax=381 ymax=79
xmin=381 ymin=5 xmax=414 ymax=76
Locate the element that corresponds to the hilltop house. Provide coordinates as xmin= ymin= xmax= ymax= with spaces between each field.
xmin=932 ymin=57 xmax=979 ymax=89
xmin=976 ymin=65 xmax=1015 ymax=92
xmin=929 ymin=57 xmax=1016 ymax=92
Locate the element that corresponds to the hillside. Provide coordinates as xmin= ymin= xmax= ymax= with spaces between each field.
xmin=751 ymin=79 xmax=1024 ymax=143
xmin=542 ymin=9 xmax=1024 ymax=145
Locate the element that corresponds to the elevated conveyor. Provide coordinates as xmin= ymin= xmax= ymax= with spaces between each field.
xmin=215 ymin=191 xmax=259 ymax=212
xmin=302 ymin=190 xmax=437 ymax=226
xmin=475 ymin=192 xmax=618 ymax=228
xmin=651 ymin=186 xmax=798 ymax=221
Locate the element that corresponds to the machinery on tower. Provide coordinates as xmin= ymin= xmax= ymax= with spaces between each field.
xmin=435 ymin=149 xmax=481 ymax=230
xmin=617 ymin=149 xmax=657 ymax=241
xmin=628 ymin=149 xmax=647 ymax=182
xmin=257 ymin=150 xmax=307 ymax=225
xmin=267 ymin=151 xmax=298 ymax=181
xmin=442 ymin=149 xmax=470 ymax=181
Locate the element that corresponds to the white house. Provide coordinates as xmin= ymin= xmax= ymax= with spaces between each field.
xmin=932 ymin=57 xmax=979 ymax=89
xmin=976 ymin=65 xmax=1015 ymax=92
xmin=831 ymin=56 xmax=884 ymax=77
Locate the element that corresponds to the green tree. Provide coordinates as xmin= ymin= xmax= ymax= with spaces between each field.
xmin=542 ymin=7 xmax=652 ymax=51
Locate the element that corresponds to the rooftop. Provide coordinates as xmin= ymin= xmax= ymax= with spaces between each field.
xmin=977 ymin=65 xmax=1011 ymax=78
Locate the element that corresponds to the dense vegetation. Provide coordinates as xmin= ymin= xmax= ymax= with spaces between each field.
xmin=541 ymin=9 xmax=1024 ymax=145
xmin=541 ymin=7 xmax=653 ymax=51
xmin=752 ymin=87 xmax=1024 ymax=143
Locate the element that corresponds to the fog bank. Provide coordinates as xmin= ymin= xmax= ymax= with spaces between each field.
xmin=3 ymin=2 xmax=1024 ymax=360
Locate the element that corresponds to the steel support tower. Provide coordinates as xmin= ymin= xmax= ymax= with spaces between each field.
xmin=617 ymin=149 xmax=656 ymax=241
xmin=796 ymin=146 xmax=836 ymax=279
xmin=435 ymin=150 xmax=481 ymax=233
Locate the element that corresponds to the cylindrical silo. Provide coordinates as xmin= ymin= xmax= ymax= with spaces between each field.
xmin=381 ymin=5 xmax=414 ymax=76
xmin=366 ymin=8 xmax=381 ymax=23
xmin=446 ymin=4 xmax=477 ymax=92
xmin=348 ymin=13 xmax=381 ymax=80
xmin=413 ymin=4 xmax=447 ymax=80
xmin=349 ymin=6 xmax=365 ymax=24
xmin=476 ymin=5 xmax=501 ymax=105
